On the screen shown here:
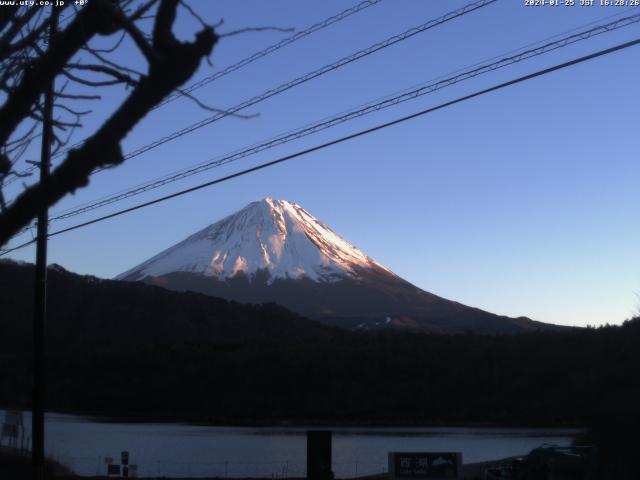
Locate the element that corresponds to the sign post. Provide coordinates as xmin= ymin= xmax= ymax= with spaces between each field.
xmin=105 ymin=451 xmax=132 ymax=477
xmin=107 ymin=464 xmax=121 ymax=476
xmin=307 ymin=431 xmax=332 ymax=480
xmin=388 ymin=452 xmax=463 ymax=480
xmin=121 ymin=451 xmax=130 ymax=477
xmin=0 ymin=410 xmax=24 ymax=449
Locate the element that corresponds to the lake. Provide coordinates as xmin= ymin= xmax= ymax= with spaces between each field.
xmin=0 ymin=409 xmax=581 ymax=478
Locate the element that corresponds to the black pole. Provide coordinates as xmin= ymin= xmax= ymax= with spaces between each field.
xmin=33 ymin=7 xmax=57 ymax=480
xmin=307 ymin=431 xmax=332 ymax=480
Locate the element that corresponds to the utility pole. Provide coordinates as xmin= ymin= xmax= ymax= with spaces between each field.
xmin=33 ymin=6 xmax=57 ymax=480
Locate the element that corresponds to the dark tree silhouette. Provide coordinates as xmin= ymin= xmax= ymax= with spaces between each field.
xmin=0 ymin=0 xmax=218 ymax=246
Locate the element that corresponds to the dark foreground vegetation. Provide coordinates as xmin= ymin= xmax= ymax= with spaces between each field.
xmin=4 ymin=321 xmax=640 ymax=427
xmin=1 ymin=260 xmax=639 ymax=426
xmin=1 ymin=260 xmax=640 ymax=478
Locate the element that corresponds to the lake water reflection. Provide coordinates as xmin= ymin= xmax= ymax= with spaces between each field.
xmin=1 ymin=410 xmax=580 ymax=478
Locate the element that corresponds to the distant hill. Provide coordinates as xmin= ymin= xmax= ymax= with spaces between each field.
xmin=0 ymin=259 xmax=339 ymax=354
xmin=117 ymin=198 xmax=556 ymax=334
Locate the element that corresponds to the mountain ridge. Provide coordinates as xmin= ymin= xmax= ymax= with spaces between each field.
xmin=117 ymin=197 xmax=392 ymax=283
xmin=117 ymin=198 xmax=555 ymax=334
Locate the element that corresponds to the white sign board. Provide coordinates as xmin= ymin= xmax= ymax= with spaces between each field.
xmin=388 ymin=452 xmax=463 ymax=480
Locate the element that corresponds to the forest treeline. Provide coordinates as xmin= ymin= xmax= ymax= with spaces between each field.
xmin=1 ymin=259 xmax=639 ymax=429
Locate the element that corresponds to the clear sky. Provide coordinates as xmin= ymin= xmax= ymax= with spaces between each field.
xmin=4 ymin=0 xmax=640 ymax=327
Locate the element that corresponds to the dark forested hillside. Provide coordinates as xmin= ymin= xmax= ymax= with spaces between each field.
xmin=1 ymin=260 xmax=639 ymax=429
xmin=138 ymin=267 xmax=553 ymax=334
xmin=0 ymin=260 xmax=339 ymax=355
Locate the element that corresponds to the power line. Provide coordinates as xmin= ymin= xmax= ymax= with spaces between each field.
xmin=0 ymin=237 xmax=36 ymax=256
xmin=34 ymin=0 xmax=385 ymax=167
xmin=45 ymin=12 xmax=640 ymax=223
xmin=3 ymin=35 xmax=638 ymax=256
xmin=4 ymin=0 xmax=384 ymax=183
xmin=364 ymin=5 xmax=639 ymax=107
xmin=3 ymin=0 xmax=498 ymax=236
xmin=116 ymin=0 xmax=498 ymax=163
xmin=2 ymin=9 xmax=88 ymax=185
xmin=44 ymin=0 xmax=496 ymax=177
xmin=158 ymin=0 xmax=384 ymax=108
xmin=46 ymin=6 xmax=640 ymax=217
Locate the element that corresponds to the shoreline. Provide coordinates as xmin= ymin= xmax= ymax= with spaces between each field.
xmin=0 ymin=405 xmax=587 ymax=430
xmin=1 ymin=446 xmax=522 ymax=480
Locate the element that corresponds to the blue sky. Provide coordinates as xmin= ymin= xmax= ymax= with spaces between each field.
xmin=4 ymin=0 xmax=640 ymax=326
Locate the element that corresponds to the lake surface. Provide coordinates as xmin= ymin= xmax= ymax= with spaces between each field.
xmin=1 ymin=409 xmax=581 ymax=478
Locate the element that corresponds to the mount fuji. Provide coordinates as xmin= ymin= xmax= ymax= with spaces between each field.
xmin=117 ymin=198 xmax=549 ymax=334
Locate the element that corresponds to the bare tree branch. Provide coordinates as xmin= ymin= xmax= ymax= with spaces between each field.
xmin=120 ymin=17 xmax=158 ymax=63
xmin=129 ymin=0 xmax=160 ymax=22
xmin=82 ymin=44 xmax=145 ymax=76
xmin=0 ymin=1 xmax=108 ymax=146
xmin=62 ymin=66 xmax=137 ymax=87
xmin=179 ymin=0 xmax=209 ymax=29
xmin=67 ymin=62 xmax=140 ymax=85
xmin=0 ymin=7 xmax=19 ymax=34
xmin=55 ymin=92 xmax=102 ymax=101
xmin=174 ymin=87 xmax=258 ymax=118
xmin=0 ymin=7 xmax=40 ymax=61
xmin=84 ymin=31 xmax=126 ymax=54
xmin=219 ymin=26 xmax=294 ymax=39
xmin=53 ymin=103 xmax=92 ymax=116
xmin=0 ymin=17 xmax=49 ymax=61
xmin=0 ymin=0 xmax=218 ymax=246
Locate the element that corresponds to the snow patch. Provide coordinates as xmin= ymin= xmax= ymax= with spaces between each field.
xmin=116 ymin=198 xmax=393 ymax=283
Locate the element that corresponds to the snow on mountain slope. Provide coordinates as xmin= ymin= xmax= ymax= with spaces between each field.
xmin=117 ymin=198 xmax=392 ymax=282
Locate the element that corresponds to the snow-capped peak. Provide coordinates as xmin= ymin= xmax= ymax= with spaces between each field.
xmin=116 ymin=198 xmax=392 ymax=283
